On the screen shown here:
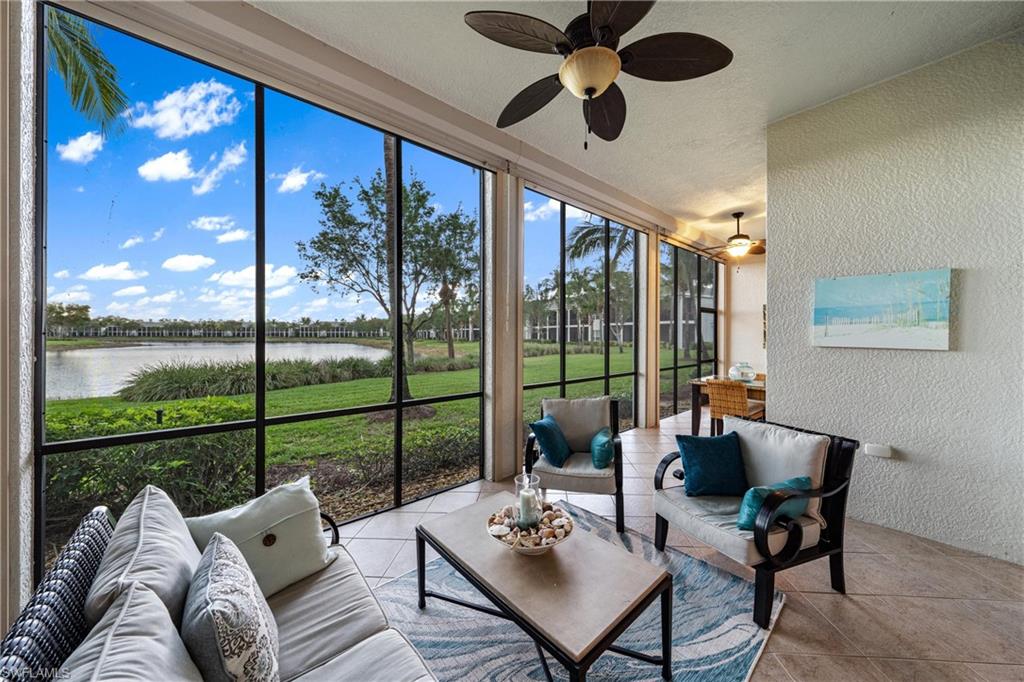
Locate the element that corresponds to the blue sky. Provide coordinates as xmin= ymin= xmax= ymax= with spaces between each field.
xmin=45 ymin=10 xmax=490 ymax=324
xmin=814 ymin=269 xmax=951 ymax=309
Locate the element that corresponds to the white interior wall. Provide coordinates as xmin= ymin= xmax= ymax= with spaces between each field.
xmin=724 ymin=255 xmax=767 ymax=374
xmin=766 ymin=36 xmax=1024 ymax=563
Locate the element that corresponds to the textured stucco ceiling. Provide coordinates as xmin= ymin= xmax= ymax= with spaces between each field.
xmin=252 ymin=1 xmax=1024 ymax=240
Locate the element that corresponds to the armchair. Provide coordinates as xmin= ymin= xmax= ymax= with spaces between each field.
xmin=525 ymin=397 xmax=625 ymax=533
xmin=652 ymin=417 xmax=858 ymax=628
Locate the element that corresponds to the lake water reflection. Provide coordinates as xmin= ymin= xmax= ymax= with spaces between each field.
xmin=46 ymin=341 xmax=391 ymax=399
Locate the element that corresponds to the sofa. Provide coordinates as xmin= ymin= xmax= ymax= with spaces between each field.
xmin=0 ymin=502 xmax=435 ymax=681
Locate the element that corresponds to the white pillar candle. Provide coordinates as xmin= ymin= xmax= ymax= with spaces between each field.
xmin=518 ymin=487 xmax=539 ymax=529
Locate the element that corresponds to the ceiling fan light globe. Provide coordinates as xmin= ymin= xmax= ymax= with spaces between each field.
xmin=726 ymin=233 xmax=752 ymax=257
xmin=558 ymin=46 xmax=621 ymax=99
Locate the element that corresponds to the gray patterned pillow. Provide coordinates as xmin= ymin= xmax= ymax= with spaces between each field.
xmin=182 ymin=533 xmax=279 ymax=681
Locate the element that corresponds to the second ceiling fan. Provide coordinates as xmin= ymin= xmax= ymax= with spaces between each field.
xmin=465 ymin=1 xmax=733 ymax=147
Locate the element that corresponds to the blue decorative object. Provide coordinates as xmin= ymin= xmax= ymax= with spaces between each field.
xmin=675 ymin=432 xmax=749 ymax=497
xmin=529 ymin=415 xmax=572 ymax=467
xmin=590 ymin=427 xmax=614 ymax=470
xmin=736 ymin=477 xmax=813 ymax=531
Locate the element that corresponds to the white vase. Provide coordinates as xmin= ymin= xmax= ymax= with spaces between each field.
xmin=728 ymin=362 xmax=756 ymax=382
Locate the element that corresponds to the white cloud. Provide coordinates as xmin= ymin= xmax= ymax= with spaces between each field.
xmin=270 ymin=166 xmax=325 ymax=194
xmin=54 ymin=269 xmax=70 ymax=279
xmin=119 ymin=235 xmax=145 ymax=249
xmin=216 ymin=229 xmax=250 ymax=244
xmin=144 ymin=290 xmax=182 ymax=304
xmin=195 ymin=287 xmax=255 ymax=320
xmin=189 ymin=215 xmax=235 ymax=232
xmin=49 ymin=284 xmax=91 ymax=304
xmin=523 ymin=198 xmax=590 ymax=222
xmin=56 ymin=131 xmax=104 ymax=164
xmin=152 ymin=228 xmax=166 ymax=241
xmin=137 ymin=150 xmax=196 ymax=182
xmin=207 ymin=264 xmax=296 ymax=288
xmin=267 ymin=285 xmax=295 ymax=299
xmin=192 ymin=142 xmax=246 ymax=195
xmin=106 ymin=300 xmax=170 ymax=318
xmin=74 ymin=186 xmax=85 ymax=193
xmin=162 ymin=254 xmax=215 ymax=272
xmin=128 ymin=80 xmax=242 ymax=139
xmin=80 ymin=261 xmax=148 ymax=281
xmin=112 ymin=285 xmax=147 ymax=297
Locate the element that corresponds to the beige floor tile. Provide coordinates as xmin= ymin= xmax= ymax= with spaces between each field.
xmin=843 ymin=552 xmax=1020 ymax=600
xmin=451 ymin=479 xmax=485 ymax=493
xmin=766 ymin=591 xmax=863 ymax=656
xmin=566 ymin=494 xmax=618 ymax=516
xmin=621 ymin=494 xmax=655 ymax=517
xmin=383 ymin=539 xmax=439 ymax=578
xmin=871 ymin=658 xmax=985 ymax=681
xmin=356 ymin=511 xmax=424 ymax=540
xmin=425 ymin=491 xmax=480 ymax=513
xmin=345 ymin=538 xmax=404 ymax=577
xmin=338 ymin=517 xmax=369 ymax=538
xmin=969 ymin=663 xmax=1024 ymax=681
xmin=479 ymin=479 xmax=515 ymax=494
xmin=620 ymin=462 xmax=645 ymax=478
xmin=952 ymin=556 xmax=1024 ymax=600
xmin=845 ymin=519 xmax=946 ymax=556
xmin=751 ymin=653 xmax=797 ymax=681
xmin=619 ymin=477 xmax=654 ymax=494
xmin=775 ymin=654 xmax=888 ymax=682
xmin=779 ymin=554 xmax=871 ymax=595
xmin=398 ymin=497 xmax=434 ymax=512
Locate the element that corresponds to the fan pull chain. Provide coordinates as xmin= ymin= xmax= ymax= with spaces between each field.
xmin=584 ymin=94 xmax=592 ymax=151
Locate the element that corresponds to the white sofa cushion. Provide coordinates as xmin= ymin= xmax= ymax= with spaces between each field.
xmin=186 ymin=476 xmax=334 ymax=597
xmin=65 ymin=582 xmax=203 ymax=681
xmin=541 ymin=397 xmax=611 ymax=452
xmin=288 ymin=629 xmax=434 ymax=682
xmin=654 ymin=487 xmax=820 ymax=566
xmin=724 ymin=417 xmax=830 ymax=526
xmin=532 ymin=452 xmax=616 ymax=494
xmin=182 ymin=533 xmax=279 ymax=682
xmin=268 ymin=546 xmax=388 ymax=681
xmin=85 ymin=485 xmax=201 ymax=626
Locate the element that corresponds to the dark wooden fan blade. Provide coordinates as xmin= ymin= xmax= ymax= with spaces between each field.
xmin=465 ymin=11 xmax=569 ymax=54
xmin=590 ymin=1 xmax=655 ymax=43
xmin=497 ymin=75 xmax=564 ymax=128
xmin=583 ymin=82 xmax=626 ymax=141
xmin=619 ymin=32 xmax=733 ymax=81
xmin=748 ymin=241 xmax=766 ymax=255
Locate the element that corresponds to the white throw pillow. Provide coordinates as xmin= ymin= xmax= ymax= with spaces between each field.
xmin=541 ymin=397 xmax=611 ymax=452
xmin=724 ymin=417 xmax=830 ymax=527
xmin=186 ymin=477 xmax=334 ymax=597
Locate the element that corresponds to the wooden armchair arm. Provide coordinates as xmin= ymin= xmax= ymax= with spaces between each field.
xmin=612 ymin=433 xmax=623 ymax=487
xmin=654 ymin=452 xmax=684 ymax=490
xmin=524 ymin=433 xmax=539 ymax=474
xmin=320 ymin=511 xmax=340 ymax=546
xmin=753 ymin=481 xmax=850 ymax=567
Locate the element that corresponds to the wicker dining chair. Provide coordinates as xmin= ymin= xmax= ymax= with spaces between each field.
xmin=755 ymin=373 xmax=767 ymax=382
xmin=706 ymin=378 xmax=765 ymax=435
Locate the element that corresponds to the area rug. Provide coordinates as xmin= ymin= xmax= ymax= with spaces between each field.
xmin=375 ymin=502 xmax=784 ymax=681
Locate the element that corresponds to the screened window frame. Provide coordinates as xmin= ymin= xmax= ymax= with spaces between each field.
xmin=521 ymin=190 xmax=641 ymax=428
xmin=33 ymin=1 xmax=488 ymax=581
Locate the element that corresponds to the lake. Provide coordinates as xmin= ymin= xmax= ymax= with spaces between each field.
xmin=45 ymin=341 xmax=391 ymax=400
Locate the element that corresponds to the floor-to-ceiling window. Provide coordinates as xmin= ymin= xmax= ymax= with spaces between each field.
xmin=521 ymin=189 xmax=641 ymax=436
xmin=36 ymin=4 xmax=487 ymax=573
xmin=658 ymin=241 xmax=720 ymax=417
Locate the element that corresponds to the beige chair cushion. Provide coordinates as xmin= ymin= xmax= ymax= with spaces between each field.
xmin=724 ymin=417 xmax=829 ymax=526
xmin=268 ymin=546 xmax=388 ymax=681
xmin=85 ymin=485 xmax=201 ymax=627
xmin=654 ymin=487 xmax=820 ymax=566
xmin=65 ymin=582 xmax=203 ymax=681
xmin=533 ymin=452 xmax=616 ymax=495
xmin=541 ymin=397 xmax=611 ymax=452
xmin=289 ymin=629 xmax=435 ymax=682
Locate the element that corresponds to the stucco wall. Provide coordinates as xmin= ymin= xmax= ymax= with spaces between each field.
xmin=724 ymin=254 xmax=767 ymax=374
xmin=766 ymin=37 xmax=1024 ymax=563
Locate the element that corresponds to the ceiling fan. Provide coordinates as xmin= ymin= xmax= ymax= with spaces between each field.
xmin=706 ymin=212 xmax=766 ymax=258
xmin=464 ymin=1 xmax=733 ymax=148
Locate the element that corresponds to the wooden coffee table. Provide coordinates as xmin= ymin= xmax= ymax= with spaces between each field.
xmin=416 ymin=492 xmax=673 ymax=681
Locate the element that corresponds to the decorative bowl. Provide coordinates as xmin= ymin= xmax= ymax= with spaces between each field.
xmin=487 ymin=503 xmax=574 ymax=555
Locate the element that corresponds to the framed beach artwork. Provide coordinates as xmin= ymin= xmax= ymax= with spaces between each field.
xmin=813 ymin=268 xmax=951 ymax=350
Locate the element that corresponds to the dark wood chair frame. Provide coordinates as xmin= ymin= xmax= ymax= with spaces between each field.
xmin=525 ymin=399 xmax=624 ymax=534
xmin=652 ymin=418 xmax=859 ymax=628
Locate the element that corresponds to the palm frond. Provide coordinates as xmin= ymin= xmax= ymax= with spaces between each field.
xmin=45 ymin=7 xmax=128 ymax=136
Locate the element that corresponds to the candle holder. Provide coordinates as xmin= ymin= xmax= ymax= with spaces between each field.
xmin=514 ymin=473 xmax=543 ymax=530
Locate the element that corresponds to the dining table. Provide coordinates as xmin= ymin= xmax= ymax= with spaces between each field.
xmin=688 ymin=375 xmax=767 ymax=435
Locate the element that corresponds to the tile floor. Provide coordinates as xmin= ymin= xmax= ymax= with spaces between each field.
xmin=339 ymin=409 xmax=1024 ymax=681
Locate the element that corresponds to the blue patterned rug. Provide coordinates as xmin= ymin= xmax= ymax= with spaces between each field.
xmin=375 ymin=502 xmax=784 ymax=681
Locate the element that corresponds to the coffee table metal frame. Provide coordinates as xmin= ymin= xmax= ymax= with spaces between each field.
xmin=415 ymin=527 xmax=673 ymax=681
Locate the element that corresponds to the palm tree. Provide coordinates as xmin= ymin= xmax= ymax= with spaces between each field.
xmin=44 ymin=6 xmax=128 ymax=135
xmin=567 ymin=220 xmax=634 ymax=266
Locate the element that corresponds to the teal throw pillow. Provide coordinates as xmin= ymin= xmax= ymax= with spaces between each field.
xmin=736 ymin=476 xmax=813 ymax=531
xmin=530 ymin=415 xmax=572 ymax=467
xmin=675 ymin=432 xmax=748 ymax=497
xmin=590 ymin=427 xmax=614 ymax=469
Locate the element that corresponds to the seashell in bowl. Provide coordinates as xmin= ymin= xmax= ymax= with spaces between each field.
xmin=486 ymin=504 xmax=574 ymax=555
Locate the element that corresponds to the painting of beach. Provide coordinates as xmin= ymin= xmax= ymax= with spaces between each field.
xmin=813 ymin=268 xmax=951 ymax=350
